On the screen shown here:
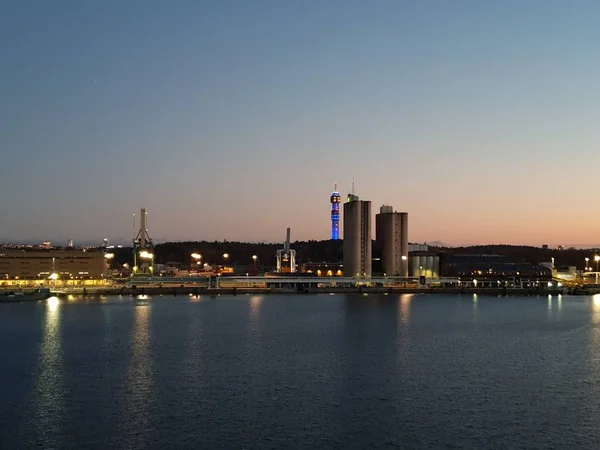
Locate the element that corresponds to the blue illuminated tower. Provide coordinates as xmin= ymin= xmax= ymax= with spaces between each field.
xmin=330 ymin=183 xmax=341 ymax=240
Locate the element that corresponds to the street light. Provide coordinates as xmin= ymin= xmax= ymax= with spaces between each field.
xmin=585 ymin=257 xmax=590 ymax=271
xmin=221 ymin=253 xmax=230 ymax=274
xmin=595 ymin=255 xmax=600 ymax=272
xmin=139 ymin=251 xmax=153 ymax=260
xmin=104 ymin=253 xmax=114 ymax=273
xmin=139 ymin=250 xmax=154 ymax=275
xmin=191 ymin=253 xmax=202 ymax=267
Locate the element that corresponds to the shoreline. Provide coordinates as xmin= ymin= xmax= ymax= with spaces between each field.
xmin=52 ymin=286 xmax=574 ymax=297
xmin=5 ymin=286 xmax=597 ymax=303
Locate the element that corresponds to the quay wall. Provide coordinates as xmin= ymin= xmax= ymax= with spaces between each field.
xmin=46 ymin=286 xmax=571 ymax=297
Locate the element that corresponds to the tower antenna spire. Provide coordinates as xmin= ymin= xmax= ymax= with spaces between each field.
xmin=352 ymin=176 xmax=355 ymax=195
xmin=330 ymin=183 xmax=341 ymax=240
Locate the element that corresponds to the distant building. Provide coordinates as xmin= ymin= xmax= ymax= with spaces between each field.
xmin=555 ymin=266 xmax=577 ymax=282
xmin=375 ymin=205 xmax=408 ymax=276
xmin=441 ymin=254 xmax=551 ymax=284
xmin=0 ymin=250 xmax=106 ymax=279
xmin=343 ymin=194 xmax=371 ymax=277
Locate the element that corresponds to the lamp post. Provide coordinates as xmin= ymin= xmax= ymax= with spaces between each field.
xmin=252 ymin=255 xmax=258 ymax=274
xmin=595 ymin=255 xmax=600 ymax=272
xmin=191 ymin=253 xmax=202 ymax=272
xmin=585 ymin=257 xmax=590 ymax=271
xmin=221 ymin=253 xmax=229 ymax=273
xmin=139 ymin=251 xmax=154 ymax=275
xmin=104 ymin=252 xmax=114 ymax=275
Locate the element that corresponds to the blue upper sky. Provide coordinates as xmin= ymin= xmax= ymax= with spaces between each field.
xmin=2 ymin=1 xmax=600 ymax=246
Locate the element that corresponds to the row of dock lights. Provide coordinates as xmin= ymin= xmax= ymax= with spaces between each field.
xmin=191 ymin=253 xmax=258 ymax=266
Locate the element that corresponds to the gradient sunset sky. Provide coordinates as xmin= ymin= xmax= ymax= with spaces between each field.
xmin=2 ymin=1 xmax=599 ymax=246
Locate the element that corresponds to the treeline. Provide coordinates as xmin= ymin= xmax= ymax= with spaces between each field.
xmin=435 ymin=245 xmax=597 ymax=269
xmin=105 ymin=241 xmax=597 ymax=270
xmin=108 ymin=240 xmax=344 ymax=267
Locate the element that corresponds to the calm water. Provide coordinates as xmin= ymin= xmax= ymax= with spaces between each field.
xmin=1 ymin=293 xmax=600 ymax=449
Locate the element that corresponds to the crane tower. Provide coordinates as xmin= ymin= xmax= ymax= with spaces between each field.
xmin=276 ymin=227 xmax=296 ymax=273
xmin=133 ymin=208 xmax=154 ymax=275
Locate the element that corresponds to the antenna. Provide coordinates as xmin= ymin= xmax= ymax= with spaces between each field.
xmin=334 ymin=182 xmax=338 ymax=192
xmin=352 ymin=176 xmax=355 ymax=195
xmin=133 ymin=213 xmax=136 ymax=241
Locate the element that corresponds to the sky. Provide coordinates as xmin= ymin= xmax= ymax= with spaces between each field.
xmin=2 ymin=0 xmax=600 ymax=247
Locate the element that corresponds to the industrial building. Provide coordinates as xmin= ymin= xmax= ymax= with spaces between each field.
xmin=375 ymin=205 xmax=408 ymax=277
xmin=409 ymin=251 xmax=440 ymax=278
xmin=441 ymin=254 xmax=552 ymax=285
xmin=343 ymin=193 xmax=372 ymax=277
xmin=301 ymin=261 xmax=344 ymax=276
xmin=0 ymin=250 xmax=107 ymax=280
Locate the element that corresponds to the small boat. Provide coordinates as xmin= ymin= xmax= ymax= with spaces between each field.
xmin=0 ymin=288 xmax=52 ymax=303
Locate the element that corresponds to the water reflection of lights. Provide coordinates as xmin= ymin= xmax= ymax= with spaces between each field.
xmin=189 ymin=294 xmax=202 ymax=303
xmin=399 ymin=294 xmax=412 ymax=325
xmin=36 ymin=294 xmax=63 ymax=443
xmin=47 ymin=296 xmax=60 ymax=311
xmin=122 ymin=303 xmax=153 ymax=448
xmin=591 ymin=294 xmax=600 ymax=325
xmin=250 ymin=296 xmax=263 ymax=319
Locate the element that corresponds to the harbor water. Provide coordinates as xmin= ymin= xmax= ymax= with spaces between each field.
xmin=1 ymin=293 xmax=600 ymax=449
